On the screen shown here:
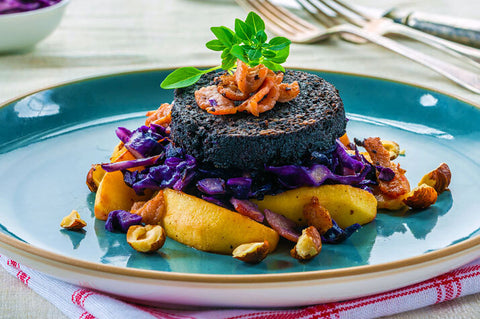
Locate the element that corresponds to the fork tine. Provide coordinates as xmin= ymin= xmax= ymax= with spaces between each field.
xmin=236 ymin=0 xmax=298 ymax=37
xmin=294 ymin=0 xmax=336 ymax=28
xmin=262 ymin=0 xmax=318 ymax=32
xmin=329 ymin=0 xmax=374 ymax=20
xmin=236 ymin=0 xmax=317 ymax=38
xmin=313 ymin=0 xmax=366 ymax=27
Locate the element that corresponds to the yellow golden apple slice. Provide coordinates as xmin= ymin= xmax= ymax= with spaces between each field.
xmin=253 ymin=185 xmax=377 ymax=229
xmin=94 ymin=171 xmax=151 ymax=220
xmin=162 ymin=188 xmax=279 ymax=255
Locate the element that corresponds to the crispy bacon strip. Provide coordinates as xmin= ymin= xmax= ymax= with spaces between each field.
xmin=363 ymin=137 xmax=410 ymax=199
xmin=247 ymin=64 xmax=269 ymax=93
xmin=278 ymin=81 xmax=300 ymax=103
xmin=195 ymin=60 xmax=300 ymax=116
xmin=238 ymin=75 xmax=276 ymax=116
xmin=235 ymin=60 xmax=250 ymax=94
xmin=145 ymin=103 xmax=172 ymax=127
xmin=195 ymin=85 xmax=237 ymax=115
xmin=217 ymin=74 xmax=249 ymax=101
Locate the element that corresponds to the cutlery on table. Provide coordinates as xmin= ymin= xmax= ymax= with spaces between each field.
xmin=295 ymin=0 xmax=480 ymax=67
xmin=273 ymin=0 xmax=480 ymax=48
xmin=235 ymin=0 xmax=480 ymax=94
xmin=384 ymin=8 xmax=480 ymax=49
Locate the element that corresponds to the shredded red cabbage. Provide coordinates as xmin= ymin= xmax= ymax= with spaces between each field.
xmin=102 ymin=120 xmax=389 ymax=216
xmin=321 ymin=220 xmax=362 ymax=244
xmin=226 ymin=177 xmax=252 ymax=199
xmin=105 ymin=210 xmax=142 ymax=233
xmin=376 ymin=165 xmax=395 ymax=181
xmin=196 ymin=178 xmax=226 ymax=195
xmin=0 ymin=0 xmax=61 ymax=14
xmin=101 ymin=154 xmax=162 ymax=172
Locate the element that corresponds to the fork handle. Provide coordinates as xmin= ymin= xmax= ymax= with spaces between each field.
xmin=391 ymin=11 xmax=480 ymax=49
xmin=334 ymin=24 xmax=480 ymax=94
xmin=380 ymin=21 xmax=480 ymax=65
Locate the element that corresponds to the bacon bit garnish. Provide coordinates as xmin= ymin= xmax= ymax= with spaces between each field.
xmin=278 ymin=81 xmax=300 ymax=103
xmin=230 ymin=198 xmax=264 ymax=223
xmin=195 ymin=85 xmax=237 ymax=115
xmin=195 ymin=59 xmax=300 ymax=117
xmin=235 ymin=59 xmax=250 ymax=94
xmin=145 ymin=103 xmax=172 ymax=127
xmin=217 ymin=74 xmax=249 ymax=101
xmin=264 ymin=209 xmax=301 ymax=242
xmin=363 ymin=137 xmax=410 ymax=199
xmin=238 ymin=75 xmax=276 ymax=116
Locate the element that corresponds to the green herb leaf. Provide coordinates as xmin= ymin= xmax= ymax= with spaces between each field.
xmin=211 ymin=26 xmax=236 ymax=46
xmin=270 ymin=46 xmax=290 ymax=63
xmin=230 ymin=44 xmax=248 ymax=63
xmin=256 ymin=30 xmax=267 ymax=44
xmin=245 ymin=11 xmax=265 ymax=33
xmin=222 ymin=54 xmax=237 ymax=70
xmin=262 ymin=60 xmax=285 ymax=72
xmin=206 ymin=39 xmax=225 ymax=51
xmin=248 ymin=48 xmax=262 ymax=60
xmin=235 ymin=19 xmax=253 ymax=42
xmin=160 ymin=67 xmax=218 ymax=89
xmin=268 ymin=37 xmax=291 ymax=51
xmin=262 ymin=50 xmax=276 ymax=58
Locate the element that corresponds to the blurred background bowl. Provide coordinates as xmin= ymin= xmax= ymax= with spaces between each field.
xmin=0 ymin=0 xmax=70 ymax=53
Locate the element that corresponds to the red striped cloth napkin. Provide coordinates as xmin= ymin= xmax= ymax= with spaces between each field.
xmin=2 ymin=253 xmax=480 ymax=319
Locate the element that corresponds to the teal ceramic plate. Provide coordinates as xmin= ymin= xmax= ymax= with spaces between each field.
xmin=0 ymin=69 xmax=479 ymax=307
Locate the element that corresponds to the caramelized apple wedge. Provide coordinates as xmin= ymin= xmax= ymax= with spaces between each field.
xmin=253 ymin=185 xmax=377 ymax=229
xmin=162 ymin=188 xmax=279 ymax=254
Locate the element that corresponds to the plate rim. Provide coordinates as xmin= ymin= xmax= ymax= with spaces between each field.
xmin=1 ymin=67 xmax=479 ymax=285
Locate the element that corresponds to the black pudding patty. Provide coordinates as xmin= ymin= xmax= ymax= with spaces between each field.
xmin=170 ymin=70 xmax=346 ymax=170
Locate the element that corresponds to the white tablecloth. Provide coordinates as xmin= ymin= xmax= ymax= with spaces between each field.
xmin=1 ymin=0 xmax=479 ymax=317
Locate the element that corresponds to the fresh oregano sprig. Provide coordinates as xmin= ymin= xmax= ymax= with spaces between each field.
xmin=160 ymin=12 xmax=291 ymax=89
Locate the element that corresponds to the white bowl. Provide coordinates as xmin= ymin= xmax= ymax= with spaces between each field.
xmin=0 ymin=0 xmax=70 ymax=53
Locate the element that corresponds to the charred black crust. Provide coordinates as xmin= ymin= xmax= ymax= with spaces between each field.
xmin=170 ymin=70 xmax=346 ymax=170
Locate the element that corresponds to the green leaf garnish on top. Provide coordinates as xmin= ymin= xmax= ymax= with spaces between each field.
xmin=160 ymin=12 xmax=291 ymax=89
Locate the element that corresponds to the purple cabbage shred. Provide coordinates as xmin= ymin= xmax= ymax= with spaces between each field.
xmin=321 ymin=220 xmax=362 ymax=244
xmin=196 ymin=178 xmax=226 ymax=195
xmin=105 ymin=210 xmax=142 ymax=233
xmin=376 ymin=165 xmax=395 ymax=181
xmin=0 ymin=0 xmax=61 ymax=14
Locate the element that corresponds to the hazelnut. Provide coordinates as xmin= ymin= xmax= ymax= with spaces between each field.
xmin=130 ymin=190 xmax=165 ymax=225
xmin=403 ymin=184 xmax=438 ymax=209
xmin=418 ymin=163 xmax=451 ymax=194
xmin=381 ymin=140 xmax=400 ymax=160
xmin=290 ymin=226 xmax=322 ymax=261
xmin=86 ymin=164 xmax=106 ymax=193
xmin=127 ymin=225 xmax=166 ymax=253
xmin=303 ymin=197 xmax=332 ymax=235
xmin=60 ymin=210 xmax=87 ymax=230
xmin=232 ymin=241 xmax=270 ymax=264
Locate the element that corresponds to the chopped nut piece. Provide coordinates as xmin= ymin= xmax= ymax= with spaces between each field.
xmin=403 ymin=184 xmax=438 ymax=209
xmin=381 ymin=140 xmax=400 ymax=160
xmin=60 ymin=210 xmax=87 ymax=230
xmin=290 ymin=226 xmax=322 ymax=261
xmin=127 ymin=225 xmax=166 ymax=253
xmin=303 ymin=196 xmax=333 ymax=235
xmin=86 ymin=164 xmax=106 ymax=193
xmin=232 ymin=241 xmax=270 ymax=264
xmin=130 ymin=190 xmax=165 ymax=225
xmin=418 ymin=163 xmax=451 ymax=194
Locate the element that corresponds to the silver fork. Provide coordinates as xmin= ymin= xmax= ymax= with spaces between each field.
xmin=235 ymin=0 xmax=480 ymax=94
xmin=301 ymin=0 xmax=480 ymax=67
